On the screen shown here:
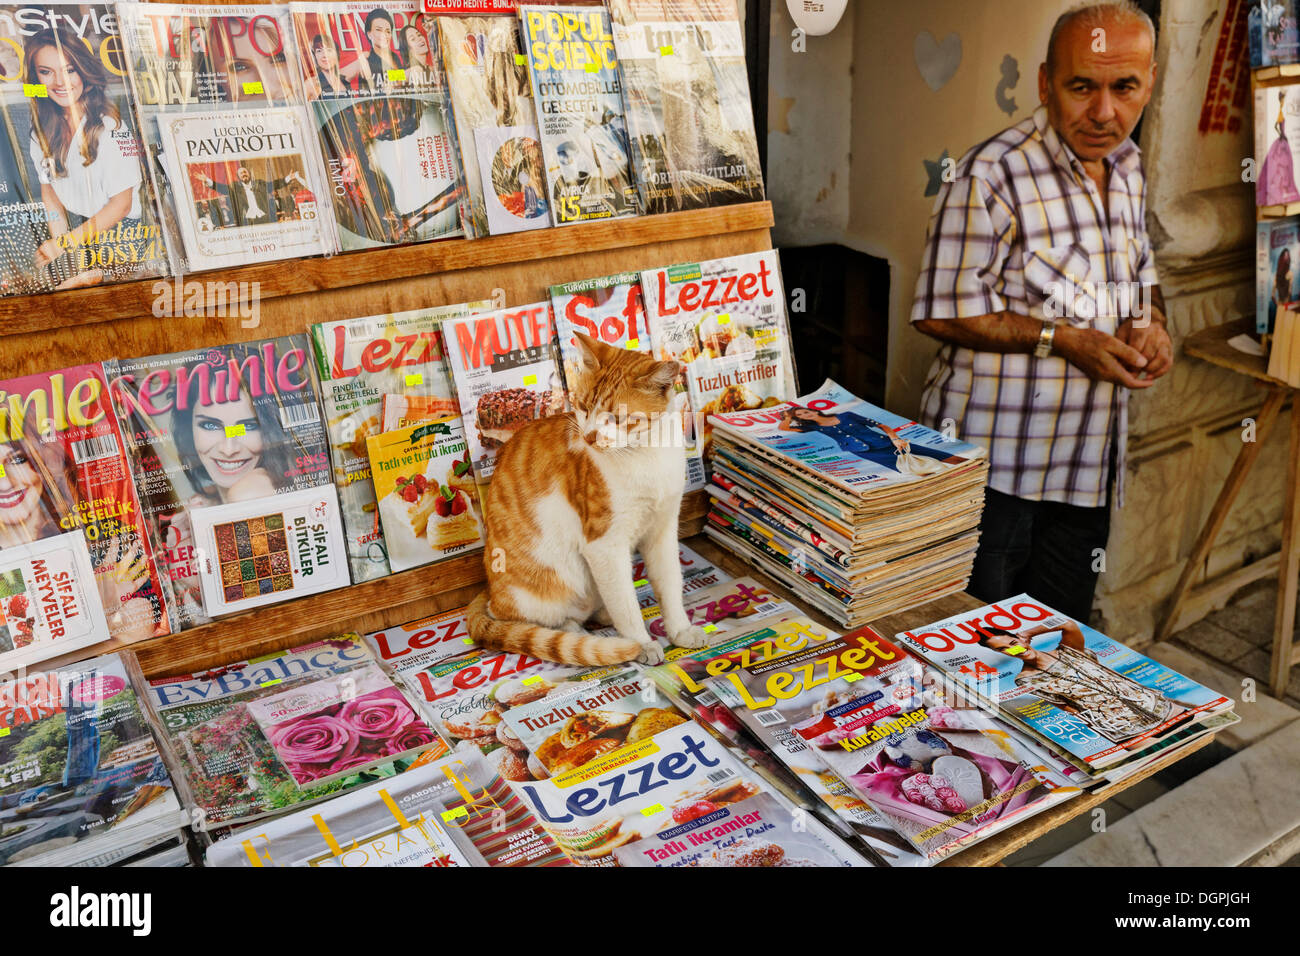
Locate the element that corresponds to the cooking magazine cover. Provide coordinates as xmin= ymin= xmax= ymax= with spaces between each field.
xmin=243 ymin=662 xmax=440 ymax=788
xmin=0 ymin=364 xmax=170 ymax=646
xmin=519 ymin=4 xmax=637 ymax=225
xmin=106 ymin=336 xmax=348 ymax=626
xmin=393 ymin=644 xmax=611 ymax=783
xmin=894 ymin=595 xmax=1238 ymax=771
xmin=607 ymin=0 xmax=763 ymax=214
xmin=0 ymin=652 xmax=185 ymax=867
xmin=364 ymin=604 xmax=473 ymax=670
xmin=0 ymin=2 xmax=169 ymax=296
xmin=441 ymin=300 xmax=568 ymax=486
xmin=118 ymin=2 xmax=337 ymax=270
xmin=310 ymin=303 xmax=478 ymax=581
xmin=367 ymin=416 xmax=483 ymax=571
xmin=513 ymin=720 xmax=766 ymax=866
xmin=1257 ymin=217 xmax=1300 ymax=334
xmin=205 ymin=757 xmax=476 ymax=867
xmin=640 ymin=574 xmax=791 ymax=647
xmin=501 ymin=665 xmax=688 ymax=775
xmin=707 ymin=628 xmax=1080 ymax=863
xmin=290 ymin=1 xmax=466 ymax=249
xmin=141 ymin=635 xmax=442 ymax=827
xmin=709 ymin=379 xmax=987 ymax=497
xmin=613 ymin=791 xmax=864 ymax=867
xmin=435 ymin=9 xmax=549 ymax=236
xmin=642 ymin=250 xmax=797 ymax=465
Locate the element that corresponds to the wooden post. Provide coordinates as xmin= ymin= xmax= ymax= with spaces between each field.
xmin=1271 ymin=400 xmax=1300 ymax=697
xmin=1155 ymin=388 xmax=1286 ymax=643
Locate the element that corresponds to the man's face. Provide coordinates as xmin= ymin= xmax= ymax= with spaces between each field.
xmin=238 ymin=167 xmax=251 ymax=183
xmin=1039 ymin=17 xmax=1155 ymax=163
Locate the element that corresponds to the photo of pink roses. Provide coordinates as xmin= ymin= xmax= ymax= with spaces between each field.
xmin=246 ymin=665 xmax=441 ymax=788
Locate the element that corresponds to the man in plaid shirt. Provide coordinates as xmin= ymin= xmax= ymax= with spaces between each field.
xmin=912 ymin=1 xmax=1171 ymax=622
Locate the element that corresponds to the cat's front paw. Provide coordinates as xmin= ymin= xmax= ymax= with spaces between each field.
xmin=667 ymin=624 xmax=720 ymax=649
xmin=635 ymin=641 xmax=666 ymax=665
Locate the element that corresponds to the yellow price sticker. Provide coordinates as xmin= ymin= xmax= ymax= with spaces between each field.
xmin=461 ymin=638 xmax=474 ymax=644
xmin=522 ymin=675 xmax=543 ymax=685
xmin=388 ymin=68 xmax=405 ymax=82
xmin=842 ymin=672 xmax=861 ymax=683
xmin=584 ymin=60 xmax=600 ymax=73
xmin=242 ymin=80 xmax=264 ymax=95
xmin=633 ymin=579 xmax=648 ymax=587
xmin=717 ymin=314 xmax=731 ymax=325
xmin=514 ymin=53 xmax=526 ymax=65
xmin=523 ymin=374 xmax=538 ymax=386
xmin=1006 ymin=645 xmax=1027 ymax=655
xmin=404 ymin=372 xmax=423 ymax=387
xmin=23 ymin=83 xmax=46 ymax=97
xmin=641 ymin=804 xmax=665 ymax=816
xmin=0 ymin=464 xmax=5 ymax=478
xmin=626 ymin=338 xmax=640 ymax=349
xmin=441 ymin=806 xmax=468 ymax=821
xmin=703 ymin=623 xmax=718 ymax=633
xmin=659 ymin=45 xmax=673 ymax=55
xmin=225 ymin=424 xmax=246 ymax=438
xmin=260 ymin=678 xmax=282 ymax=687
xmin=0 ymin=728 xmax=9 ymax=737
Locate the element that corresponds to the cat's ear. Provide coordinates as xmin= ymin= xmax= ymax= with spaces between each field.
xmin=642 ymin=360 xmax=681 ymax=395
xmin=572 ymin=332 xmax=603 ymax=375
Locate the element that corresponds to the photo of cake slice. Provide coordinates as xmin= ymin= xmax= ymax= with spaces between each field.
xmin=377 ymin=472 xmax=482 ymax=571
xmin=428 ymin=483 xmax=481 ymax=552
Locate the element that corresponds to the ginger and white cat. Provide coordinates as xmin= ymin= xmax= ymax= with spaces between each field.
xmin=466 ymin=332 xmax=716 ymax=665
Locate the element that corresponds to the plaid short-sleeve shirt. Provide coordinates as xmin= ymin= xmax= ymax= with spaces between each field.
xmin=910 ymin=106 xmax=1159 ymax=508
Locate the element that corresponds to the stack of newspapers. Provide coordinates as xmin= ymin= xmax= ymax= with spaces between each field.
xmin=703 ymin=380 xmax=989 ymax=627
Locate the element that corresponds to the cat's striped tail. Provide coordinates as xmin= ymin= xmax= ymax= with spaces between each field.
xmin=465 ymin=593 xmax=644 ymax=666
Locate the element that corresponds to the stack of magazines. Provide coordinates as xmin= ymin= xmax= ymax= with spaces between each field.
xmin=703 ymin=380 xmax=990 ymax=627
xmin=894 ymin=596 xmax=1242 ymax=786
xmin=0 ymin=653 xmax=189 ymax=867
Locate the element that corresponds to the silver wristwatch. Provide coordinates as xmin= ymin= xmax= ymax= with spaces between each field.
xmin=1034 ymin=320 xmax=1057 ymax=359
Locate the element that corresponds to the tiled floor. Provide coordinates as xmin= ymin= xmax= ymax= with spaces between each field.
xmin=1171 ymin=579 xmax=1300 ymax=707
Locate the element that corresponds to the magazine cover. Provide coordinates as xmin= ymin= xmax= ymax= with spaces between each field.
xmin=613 ymin=791 xmax=865 ymax=867
xmin=394 ymin=645 xmax=610 ymax=782
xmin=364 ymin=604 xmax=473 ymax=670
xmin=642 ymin=250 xmax=798 ymax=466
xmin=205 ymin=757 xmax=477 ymax=867
xmin=513 ymin=721 xmax=766 ymax=866
xmin=1256 ymin=82 xmax=1300 ymax=207
xmin=106 ymin=336 xmax=348 ymax=626
xmin=707 ymin=628 xmax=1080 ymax=863
xmin=310 ymin=304 xmax=478 ymax=581
xmin=156 ymin=106 xmax=328 ymax=270
xmin=291 ymin=1 xmax=466 ymax=249
xmin=709 ymin=379 xmax=987 ymax=498
xmin=501 ymin=665 xmax=688 ymax=774
xmin=441 ymin=301 xmax=568 ymax=486
xmin=419 ymin=748 xmax=570 ymax=865
xmin=519 ymin=4 xmax=637 ymax=225
xmin=641 ymin=575 xmax=791 ymax=646
xmin=243 ymin=662 xmax=440 ymax=788
xmin=1251 ymin=0 xmax=1300 ymax=68
xmin=118 ymin=2 xmax=337 ymax=270
xmin=0 ymin=531 xmax=108 ymax=671
xmin=549 ymin=271 xmax=651 ymax=385
xmin=367 ymin=416 xmax=483 ymax=571
xmin=0 ymin=652 xmax=185 ymax=867
xmin=435 ymin=10 xmax=549 ymax=236
xmin=894 ymin=595 xmax=1238 ymax=770
xmin=1257 ymin=218 xmax=1300 ymax=334
xmin=142 ymin=635 xmax=443 ymax=827
xmin=0 ymin=364 xmax=170 ymax=646
xmin=607 ymin=0 xmax=763 ymax=214
xmin=0 ymin=2 xmax=169 ymax=296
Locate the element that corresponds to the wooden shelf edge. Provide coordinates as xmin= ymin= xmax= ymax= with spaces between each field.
xmin=0 ymin=202 xmax=775 ymax=337
xmin=39 ymin=489 xmax=710 ymax=678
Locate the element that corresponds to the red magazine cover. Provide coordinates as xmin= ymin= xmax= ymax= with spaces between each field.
xmin=0 ymin=364 xmax=170 ymax=652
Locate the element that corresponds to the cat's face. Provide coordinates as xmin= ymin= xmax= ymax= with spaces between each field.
xmin=569 ymin=333 xmax=681 ymax=450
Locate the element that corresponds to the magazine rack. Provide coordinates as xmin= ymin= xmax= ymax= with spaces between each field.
xmin=0 ymin=201 xmax=776 ymax=676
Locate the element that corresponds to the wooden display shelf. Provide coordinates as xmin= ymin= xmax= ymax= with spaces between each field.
xmin=0 ymin=203 xmax=774 ymax=340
